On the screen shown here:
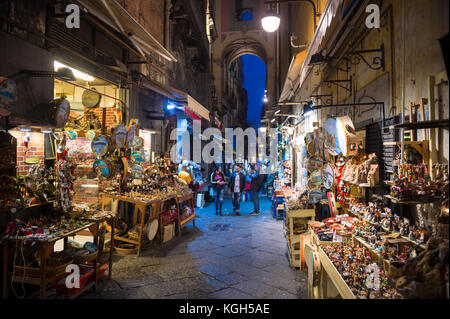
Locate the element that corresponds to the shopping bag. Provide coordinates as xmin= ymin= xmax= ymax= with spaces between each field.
xmin=209 ymin=187 xmax=215 ymax=197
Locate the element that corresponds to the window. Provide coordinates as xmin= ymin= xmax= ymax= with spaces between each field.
xmin=240 ymin=10 xmax=253 ymax=21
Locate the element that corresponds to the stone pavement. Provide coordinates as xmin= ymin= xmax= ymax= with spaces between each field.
xmin=83 ymin=195 xmax=308 ymax=299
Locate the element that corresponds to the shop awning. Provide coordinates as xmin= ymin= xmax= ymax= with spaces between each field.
xmin=279 ymin=51 xmax=306 ymax=103
xmin=78 ymin=0 xmax=177 ymax=62
xmin=139 ymin=74 xmax=210 ymax=122
xmin=279 ymin=0 xmax=344 ymax=102
xmin=186 ymin=95 xmax=210 ymax=122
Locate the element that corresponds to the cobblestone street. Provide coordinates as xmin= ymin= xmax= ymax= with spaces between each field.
xmin=85 ymin=196 xmax=308 ymax=299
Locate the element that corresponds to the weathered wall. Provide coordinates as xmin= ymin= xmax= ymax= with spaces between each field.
xmin=10 ymin=131 xmax=45 ymax=176
xmin=314 ymin=0 xmax=448 ymax=164
xmin=211 ymin=0 xmax=276 ymax=126
xmin=116 ymin=0 xmax=166 ymax=45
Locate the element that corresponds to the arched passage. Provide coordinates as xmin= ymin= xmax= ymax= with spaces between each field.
xmin=218 ymin=38 xmax=269 ymax=129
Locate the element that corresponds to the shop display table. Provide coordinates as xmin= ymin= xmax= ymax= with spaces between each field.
xmin=285 ymin=208 xmax=315 ymax=268
xmin=316 ymin=243 xmax=356 ymax=299
xmin=101 ymin=193 xmax=159 ymax=256
xmin=2 ymin=216 xmax=114 ymax=299
xmin=176 ymin=193 xmax=196 ymax=235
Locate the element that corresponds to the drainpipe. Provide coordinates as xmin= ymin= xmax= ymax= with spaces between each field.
xmin=400 ymin=0 xmax=406 ymax=165
xmin=164 ymin=0 xmax=171 ymax=51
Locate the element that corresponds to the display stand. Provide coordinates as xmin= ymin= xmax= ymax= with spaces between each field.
xmin=316 ymin=244 xmax=356 ymax=299
xmin=2 ymin=216 xmax=114 ymax=299
xmin=158 ymin=195 xmax=177 ymax=244
xmin=176 ymin=193 xmax=196 ymax=236
xmin=101 ymin=193 xmax=158 ymax=256
xmin=285 ymin=207 xmax=315 ymax=268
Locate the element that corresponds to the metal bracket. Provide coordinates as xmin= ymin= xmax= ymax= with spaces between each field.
xmin=347 ymin=43 xmax=385 ymax=71
xmin=323 ymin=76 xmax=352 ymax=94
xmin=311 ymin=94 xmax=333 ymax=105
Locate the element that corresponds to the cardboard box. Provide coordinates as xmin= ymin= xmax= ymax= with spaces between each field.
xmin=196 ymin=193 xmax=205 ymax=208
xmin=162 ymin=223 xmax=175 ymax=243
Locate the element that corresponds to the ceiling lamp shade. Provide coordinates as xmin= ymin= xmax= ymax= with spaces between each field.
xmin=261 ymin=11 xmax=280 ymax=32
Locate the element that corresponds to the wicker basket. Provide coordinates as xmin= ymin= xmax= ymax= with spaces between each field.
xmin=114 ymin=243 xmax=137 ymax=255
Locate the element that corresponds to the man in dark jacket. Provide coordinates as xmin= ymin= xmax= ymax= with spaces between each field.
xmin=250 ymin=165 xmax=264 ymax=216
xmin=228 ymin=164 xmax=246 ymax=215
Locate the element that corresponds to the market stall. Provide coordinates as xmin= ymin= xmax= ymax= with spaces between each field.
xmin=282 ymin=114 xmax=449 ymax=299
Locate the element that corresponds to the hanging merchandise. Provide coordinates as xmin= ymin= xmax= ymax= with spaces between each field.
xmin=129 ymin=164 xmax=144 ymax=179
xmin=306 ymin=157 xmax=323 ymax=173
xmin=91 ymin=135 xmax=110 ymax=157
xmin=322 ymin=163 xmax=335 ymax=189
xmin=111 ymin=124 xmax=127 ymax=149
xmin=133 ymin=136 xmax=144 ymax=150
xmin=309 ymin=187 xmax=322 ymax=204
xmin=0 ymin=77 xmax=17 ymax=108
xmin=126 ymin=119 xmax=139 ymax=148
xmin=323 ymin=118 xmax=340 ymax=155
xmin=93 ymin=159 xmax=113 ymax=178
xmin=327 ymin=192 xmax=337 ymax=217
xmin=57 ymin=134 xmax=75 ymax=212
xmin=86 ymin=130 xmax=96 ymax=140
xmin=81 ymin=88 xmax=101 ymax=108
xmin=67 ymin=130 xmax=78 ymax=140
xmin=309 ymin=170 xmax=322 ymax=187
xmin=51 ymin=98 xmax=71 ymax=128
xmin=130 ymin=150 xmax=143 ymax=164
xmin=336 ymin=116 xmax=358 ymax=157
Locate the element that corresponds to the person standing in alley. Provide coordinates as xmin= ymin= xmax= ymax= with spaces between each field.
xmin=245 ymin=169 xmax=252 ymax=201
xmin=228 ymin=164 xmax=246 ymax=216
xmin=250 ymin=165 xmax=264 ymax=216
xmin=178 ymin=164 xmax=192 ymax=186
xmin=211 ymin=165 xmax=226 ymax=215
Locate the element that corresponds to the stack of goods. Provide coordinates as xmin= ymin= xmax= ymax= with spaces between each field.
xmin=321 ymin=244 xmax=403 ymax=299
xmin=308 ymin=220 xmax=333 ymax=241
xmin=353 ymin=222 xmax=426 ymax=263
xmin=285 ymin=192 xmax=315 ymax=210
xmin=340 ymin=153 xmax=379 ymax=186
xmin=103 ymin=155 xmax=192 ymax=201
xmin=2 ymin=212 xmax=92 ymax=240
xmin=180 ymin=206 xmax=194 ymax=221
xmin=309 ymin=215 xmax=358 ymax=241
xmin=18 ymin=165 xmax=59 ymax=206
xmin=349 ymin=200 xmax=435 ymax=246
xmin=161 ymin=205 xmax=178 ymax=225
xmin=389 ymin=163 xmax=448 ymax=201
xmin=1 ymin=167 xmax=59 ymax=211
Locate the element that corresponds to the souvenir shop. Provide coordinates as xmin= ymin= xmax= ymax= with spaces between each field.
xmin=277 ymin=107 xmax=449 ymax=299
xmin=0 ymin=56 xmax=197 ymax=299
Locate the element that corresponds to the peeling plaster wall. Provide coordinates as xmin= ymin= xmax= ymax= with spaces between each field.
xmin=316 ymin=0 xmax=448 ymax=163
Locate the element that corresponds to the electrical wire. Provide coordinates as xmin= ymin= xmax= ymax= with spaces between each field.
xmin=11 ymin=235 xmax=27 ymax=299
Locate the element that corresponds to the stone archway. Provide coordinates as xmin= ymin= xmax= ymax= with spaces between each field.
xmin=221 ymin=38 xmax=268 ymax=66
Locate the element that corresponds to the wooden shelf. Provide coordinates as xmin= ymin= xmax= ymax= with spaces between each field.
xmin=384 ymin=195 xmax=443 ymax=205
xmin=180 ymin=213 xmax=195 ymax=228
xmin=287 ymin=209 xmax=315 ymax=219
xmin=389 ymin=119 xmax=449 ymax=130
xmin=317 ymin=246 xmax=356 ymax=299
